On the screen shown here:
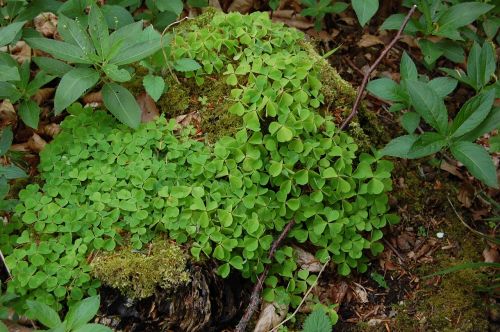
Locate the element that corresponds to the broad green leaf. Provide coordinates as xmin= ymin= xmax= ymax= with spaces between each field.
xmin=88 ymin=4 xmax=110 ymax=58
xmin=32 ymin=57 xmax=73 ymax=77
xmin=380 ymin=14 xmax=418 ymax=34
xmin=0 ymin=21 xmax=26 ymax=47
xmin=450 ymin=90 xmax=495 ymax=138
xmin=58 ymin=14 xmax=94 ymax=54
xmin=218 ymin=263 xmax=230 ymax=278
xmin=407 ymin=132 xmax=447 ymax=158
xmin=102 ymin=5 xmax=134 ymax=29
xmin=18 ymin=100 xmax=40 ymax=129
xmin=26 ymin=300 xmax=61 ymax=328
xmin=351 ymin=0 xmax=378 ymax=26
xmin=400 ymin=52 xmax=417 ymax=81
xmin=269 ymin=161 xmax=283 ymax=177
xmin=467 ymin=42 xmax=496 ymax=91
xmin=0 ymin=127 xmax=13 ymax=156
xmin=352 ymin=162 xmax=373 ymax=179
xmin=0 ymin=82 xmax=21 ymax=102
xmin=450 ymin=141 xmax=498 ymax=188
xmin=173 ymin=58 xmax=201 ymax=72
xmin=381 ymin=135 xmax=418 ymax=158
xmin=459 ymin=107 xmax=500 ymax=141
xmin=102 ymin=83 xmax=141 ymax=128
xmin=0 ymin=321 xmax=7 ymax=332
xmin=0 ymin=64 xmax=20 ymax=81
xmin=65 ymin=296 xmax=100 ymax=329
xmin=102 ymin=64 xmax=131 ymax=82
xmin=0 ymin=165 xmax=27 ymax=179
xmin=406 ymin=80 xmax=448 ymax=134
xmin=156 ymin=0 xmax=183 ymax=14
xmin=427 ymin=77 xmax=457 ymax=98
xmin=418 ymin=39 xmax=444 ymax=66
xmin=143 ymin=74 xmax=165 ymax=102
xmin=26 ymin=71 xmax=56 ymax=96
xmin=26 ymin=38 xmax=91 ymax=64
xmin=243 ymin=111 xmax=260 ymax=131
xmin=109 ymin=40 xmax=161 ymax=66
xmin=400 ymin=112 xmax=420 ymax=134
xmin=54 ymin=68 xmax=99 ymax=114
xmin=277 ymin=126 xmax=293 ymax=142
xmin=109 ymin=20 xmax=144 ymax=46
xmin=437 ymin=3 xmax=494 ymax=37
xmin=366 ymin=78 xmax=406 ymax=102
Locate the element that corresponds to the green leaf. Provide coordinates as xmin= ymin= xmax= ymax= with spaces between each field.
xmin=58 ymin=14 xmax=94 ymax=54
xmin=302 ymin=308 xmax=332 ymax=332
xmin=0 ymin=64 xmax=20 ymax=81
xmin=0 ymin=127 xmax=13 ymax=156
xmin=26 ymin=300 xmax=61 ymax=328
xmin=351 ymin=0 xmax=378 ymax=26
xmin=407 ymin=132 xmax=447 ymax=158
xmin=26 ymin=38 xmax=91 ymax=64
xmin=366 ymin=78 xmax=406 ymax=102
xmin=243 ymin=111 xmax=260 ymax=131
xmin=437 ymin=3 xmax=494 ymax=37
xmin=102 ymin=83 xmax=141 ymax=129
xmin=450 ymin=90 xmax=495 ymax=138
xmin=110 ymin=40 xmax=161 ymax=66
xmin=277 ymin=126 xmax=293 ymax=142
xmin=400 ymin=52 xmax=417 ymax=81
xmin=381 ymin=135 xmax=418 ymax=158
xmin=0 ymin=321 xmax=7 ymax=332
xmin=0 ymin=21 xmax=26 ymax=47
xmin=32 ymin=57 xmax=73 ymax=77
xmin=451 ymin=141 xmax=498 ymax=188
xmin=88 ymin=4 xmax=110 ymax=58
xmin=143 ymin=74 xmax=165 ymax=102
xmin=18 ymin=100 xmax=40 ymax=129
xmin=400 ymin=112 xmax=420 ymax=134
xmin=352 ymin=162 xmax=373 ymax=179
xmin=406 ymin=80 xmax=448 ymax=134
xmin=102 ymin=5 xmax=134 ymax=29
xmin=458 ymin=107 xmax=500 ymax=142
xmin=427 ymin=77 xmax=457 ymax=98
xmin=173 ymin=58 xmax=201 ymax=72
xmin=0 ymin=164 xmax=27 ymax=179
xmin=102 ymin=64 xmax=131 ymax=82
xmin=65 ymin=296 xmax=100 ymax=329
xmin=269 ymin=161 xmax=283 ymax=177
xmin=467 ymin=42 xmax=496 ymax=91
xmin=156 ymin=0 xmax=183 ymax=14
xmin=380 ymin=14 xmax=418 ymax=33
xmin=54 ymin=68 xmax=99 ymax=114
xmin=26 ymin=71 xmax=56 ymax=96
xmin=218 ymin=263 xmax=230 ymax=278
xmin=419 ymin=39 xmax=444 ymax=66
xmin=73 ymin=324 xmax=113 ymax=332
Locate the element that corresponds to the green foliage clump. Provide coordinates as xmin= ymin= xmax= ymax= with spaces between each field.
xmin=1 ymin=12 xmax=397 ymax=312
xmin=91 ymin=239 xmax=190 ymax=299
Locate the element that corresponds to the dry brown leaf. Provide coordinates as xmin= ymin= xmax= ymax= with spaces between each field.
xmin=457 ymin=186 xmax=472 ymax=208
xmin=272 ymin=10 xmax=314 ymax=30
xmin=34 ymin=12 xmax=58 ymax=37
xmin=293 ymin=246 xmax=322 ymax=272
xmin=440 ymin=160 xmax=463 ymax=179
xmin=353 ymin=283 xmax=369 ymax=303
xmin=357 ymin=34 xmax=384 ymax=48
xmin=27 ymin=133 xmax=47 ymax=153
xmin=38 ymin=123 xmax=61 ymax=137
xmin=33 ymin=88 xmax=55 ymax=105
xmin=175 ymin=112 xmax=201 ymax=129
xmin=0 ymin=100 xmax=17 ymax=129
xmin=483 ymin=246 xmax=499 ymax=263
xmin=208 ymin=0 xmax=223 ymax=10
xmin=253 ymin=302 xmax=287 ymax=332
xmin=228 ymin=0 xmax=255 ymax=13
xmin=330 ymin=281 xmax=349 ymax=304
xmin=137 ymin=92 xmax=160 ymax=123
xmin=82 ymin=91 xmax=103 ymax=106
xmin=10 ymin=41 xmax=31 ymax=62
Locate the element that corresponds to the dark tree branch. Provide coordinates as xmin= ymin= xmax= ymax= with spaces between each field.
xmin=235 ymin=220 xmax=296 ymax=332
xmin=339 ymin=5 xmax=417 ymax=131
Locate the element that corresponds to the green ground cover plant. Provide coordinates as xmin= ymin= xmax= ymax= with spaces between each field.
xmin=0 ymin=12 xmax=397 ymax=316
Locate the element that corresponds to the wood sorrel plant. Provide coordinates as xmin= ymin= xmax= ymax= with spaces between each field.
xmin=1 ymin=12 xmax=398 ymax=312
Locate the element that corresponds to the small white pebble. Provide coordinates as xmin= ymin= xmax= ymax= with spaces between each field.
xmin=436 ymin=232 xmax=445 ymax=239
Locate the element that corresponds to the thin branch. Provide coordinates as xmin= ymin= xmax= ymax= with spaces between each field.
xmin=160 ymin=17 xmax=190 ymax=84
xmin=235 ymin=220 xmax=296 ymax=332
xmin=270 ymin=257 xmax=331 ymax=332
xmin=339 ymin=5 xmax=417 ymax=131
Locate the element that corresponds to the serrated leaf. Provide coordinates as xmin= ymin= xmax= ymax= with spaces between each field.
xmin=406 ymin=80 xmax=448 ymax=134
xmin=450 ymin=141 xmax=498 ymax=188
xmin=54 ymin=68 xmax=99 ymax=114
xmin=351 ymin=0 xmax=379 ymax=27
xmin=143 ymin=74 xmax=165 ymax=101
xmin=102 ymin=83 xmax=141 ymax=129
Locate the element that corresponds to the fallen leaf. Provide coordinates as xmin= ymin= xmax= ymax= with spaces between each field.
xmin=228 ymin=0 xmax=255 ymax=13
xmin=483 ymin=246 xmax=499 ymax=263
xmin=353 ymin=283 xmax=368 ymax=303
xmin=253 ymin=302 xmax=287 ymax=332
xmin=82 ymin=91 xmax=103 ymax=106
xmin=38 ymin=123 xmax=61 ymax=137
xmin=137 ymin=92 xmax=160 ymax=123
xmin=272 ymin=10 xmax=314 ymax=30
xmin=293 ymin=245 xmax=322 ymax=272
xmin=357 ymin=34 xmax=384 ymax=48
xmin=10 ymin=41 xmax=31 ymax=62
xmin=33 ymin=88 xmax=55 ymax=106
xmin=0 ymin=100 xmax=17 ymax=129
xmin=34 ymin=12 xmax=58 ymax=37
xmin=27 ymin=133 xmax=47 ymax=153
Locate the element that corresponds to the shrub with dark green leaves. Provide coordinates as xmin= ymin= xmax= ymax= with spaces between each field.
xmin=1 ymin=12 xmax=397 ymax=312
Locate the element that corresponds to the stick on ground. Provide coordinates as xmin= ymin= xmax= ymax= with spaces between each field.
xmin=339 ymin=5 xmax=417 ymax=131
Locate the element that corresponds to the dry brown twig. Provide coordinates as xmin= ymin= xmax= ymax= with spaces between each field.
xmin=339 ymin=5 xmax=417 ymax=131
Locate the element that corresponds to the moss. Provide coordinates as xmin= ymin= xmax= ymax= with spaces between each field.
xmin=91 ymin=239 xmax=190 ymax=299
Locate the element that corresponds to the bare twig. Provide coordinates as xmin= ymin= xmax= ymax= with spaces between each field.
xmin=270 ymin=257 xmax=331 ymax=332
xmin=235 ymin=220 xmax=296 ymax=332
xmin=339 ymin=5 xmax=417 ymax=131
xmin=160 ymin=17 xmax=190 ymax=84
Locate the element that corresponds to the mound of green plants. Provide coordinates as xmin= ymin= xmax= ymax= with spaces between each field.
xmin=0 ymin=11 xmax=397 ymax=312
